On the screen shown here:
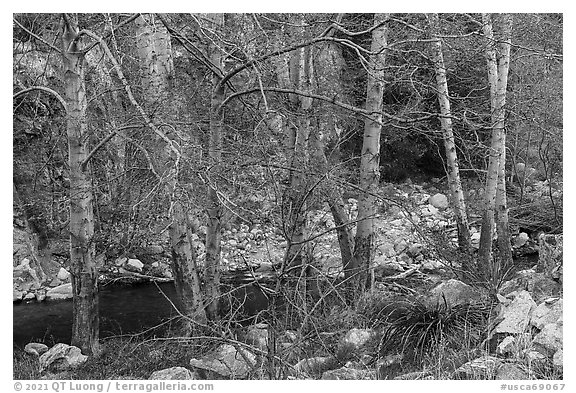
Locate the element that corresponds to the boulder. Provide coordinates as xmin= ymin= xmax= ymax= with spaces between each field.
xmin=494 ymin=291 xmax=536 ymax=334
xmin=532 ymin=323 xmax=563 ymax=357
xmin=552 ymin=349 xmax=563 ymax=368
xmin=495 ymin=363 xmax=529 ymax=380
xmin=428 ymin=193 xmax=449 ymax=210
xmin=374 ymin=260 xmax=404 ymax=277
xmin=24 ymin=292 xmax=35 ymax=301
xmin=189 ymin=344 xmax=256 ymax=379
xmin=513 ymin=233 xmax=530 ymax=248
xmin=39 ymin=343 xmax=88 ymax=372
xmin=124 ymin=258 xmax=144 ymax=273
xmin=144 ymin=245 xmax=165 ymax=255
xmin=524 ymin=350 xmax=547 ymax=367
xmin=56 ymin=267 xmax=70 ymax=281
xmin=428 ymin=279 xmax=481 ymax=307
xmin=24 ymin=342 xmax=49 ymax=356
xmin=293 ymin=356 xmax=337 ymax=377
xmin=500 ymin=272 xmax=561 ymax=304
xmin=46 ymin=283 xmax=73 ymax=301
xmin=13 ymin=289 xmax=24 ymax=302
xmin=496 ymin=336 xmax=517 ymax=356
xmin=471 ymin=232 xmax=481 ymax=249
xmin=321 ymin=366 xmax=375 ymax=380
xmin=453 ymin=356 xmax=502 ymax=379
xmin=337 ymin=328 xmax=377 ymax=359
xmin=421 ymin=259 xmax=444 ymax=272
xmin=530 ymin=298 xmax=562 ymax=330
xmin=149 ymin=367 xmax=197 ymax=380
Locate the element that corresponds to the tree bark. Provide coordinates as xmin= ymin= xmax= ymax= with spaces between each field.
xmin=204 ymin=13 xmax=225 ymax=320
xmin=478 ymin=13 xmax=513 ymax=283
xmin=61 ymin=15 xmax=99 ymax=356
xmin=494 ymin=14 xmax=514 ymax=268
xmin=135 ymin=13 xmax=207 ymax=327
xmin=427 ymin=13 xmax=472 ymax=259
xmin=352 ymin=13 xmax=389 ymax=290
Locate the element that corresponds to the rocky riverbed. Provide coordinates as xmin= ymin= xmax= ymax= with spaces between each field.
xmin=13 ymin=181 xmax=543 ymax=304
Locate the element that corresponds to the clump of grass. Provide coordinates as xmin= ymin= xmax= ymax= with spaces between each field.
xmin=13 ymin=350 xmax=42 ymax=380
xmin=378 ymin=297 xmax=494 ymax=363
xmin=14 ymin=334 xmax=217 ymax=380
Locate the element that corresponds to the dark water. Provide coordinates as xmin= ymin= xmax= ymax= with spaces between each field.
xmin=13 ymin=280 xmax=271 ymax=348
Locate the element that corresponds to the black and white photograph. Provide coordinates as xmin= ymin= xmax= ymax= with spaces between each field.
xmin=11 ymin=10 xmax=564 ymax=386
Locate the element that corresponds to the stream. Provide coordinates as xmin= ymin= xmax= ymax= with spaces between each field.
xmin=13 ymin=278 xmax=270 ymax=348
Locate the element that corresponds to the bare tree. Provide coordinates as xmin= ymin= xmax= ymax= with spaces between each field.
xmin=426 ymin=13 xmax=472 ymax=258
xmin=478 ymin=13 xmax=514 ymax=286
xmin=61 ymin=14 xmax=99 ymax=355
xmin=135 ymin=13 xmax=207 ymax=328
xmin=351 ymin=13 xmax=390 ymax=290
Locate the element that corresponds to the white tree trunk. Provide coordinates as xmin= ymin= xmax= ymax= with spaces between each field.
xmin=427 ymin=13 xmax=472 ymax=259
xmin=62 ymin=15 xmax=99 ymax=355
xmin=352 ymin=13 xmax=389 ymax=290
xmin=135 ymin=13 xmax=206 ymax=327
xmin=204 ymin=13 xmax=225 ymax=320
xmin=479 ymin=13 xmax=513 ymax=281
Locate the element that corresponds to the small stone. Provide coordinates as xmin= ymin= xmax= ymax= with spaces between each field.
xmin=496 ymin=336 xmax=517 ymax=356
xmin=39 ymin=343 xmax=88 ymax=372
xmin=24 ymin=343 xmax=49 ymax=356
xmin=429 ymin=279 xmax=481 ymax=307
xmin=552 ymin=350 xmax=563 ymax=368
xmin=524 ymin=350 xmax=547 ymax=367
xmin=514 ymin=233 xmax=530 ymax=248
xmin=124 ymin=258 xmax=144 ymax=273
xmin=530 ymin=299 xmax=562 ymax=330
xmin=24 ymin=292 xmax=35 ymax=301
xmin=189 ymin=344 xmax=256 ymax=379
xmin=429 ymin=193 xmax=449 ymax=210
xmin=56 ymin=268 xmax=70 ymax=281
xmin=532 ymin=323 xmax=563 ymax=357
xmin=421 ymin=259 xmax=444 ymax=272
xmin=495 ymin=363 xmax=529 ymax=380
xmin=453 ymin=356 xmax=502 ymax=379
xmin=46 ymin=283 xmax=73 ymax=301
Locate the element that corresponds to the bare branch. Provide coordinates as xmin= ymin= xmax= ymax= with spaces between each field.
xmin=13 ymin=86 xmax=67 ymax=112
xmin=81 ymin=124 xmax=143 ymax=170
xmin=219 ymin=86 xmax=437 ymax=124
xmin=13 ymin=17 xmax=62 ymax=54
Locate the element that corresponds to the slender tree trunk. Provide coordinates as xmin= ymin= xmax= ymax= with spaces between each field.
xmin=427 ymin=13 xmax=472 ymax=259
xmin=204 ymin=13 xmax=225 ymax=320
xmin=494 ymin=14 xmax=514 ymax=268
xmin=285 ymin=45 xmax=312 ymax=269
xmin=62 ymin=15 xmax=99 ymax=355
xmin=478 ymin=13 xmax=513 ymax=283
xmin=135 ymin=13 xmax=207 ymax=327
xmin=352 ymin=13 xmax=389 ymax=291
